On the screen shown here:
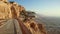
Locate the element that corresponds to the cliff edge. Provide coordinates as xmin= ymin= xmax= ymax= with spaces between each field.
xmin=0 ymin=0 xmax=47 ymax=34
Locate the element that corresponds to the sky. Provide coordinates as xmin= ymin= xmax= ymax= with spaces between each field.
xmin=9 ymin=0 xmax=60 ymax=17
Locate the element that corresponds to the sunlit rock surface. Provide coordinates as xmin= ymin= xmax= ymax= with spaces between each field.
xmin=0 ymin=0 xmax=47 ymax=34
xmin=23 ymin=20 xmax=46 ymax=34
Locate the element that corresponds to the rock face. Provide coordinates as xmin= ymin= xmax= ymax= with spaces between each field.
xmin=20 ymin=11 xmax=47 ymax=34
xmin=0 ymin=1 xmax=11 ymax=19
xmin=0 ymin=0 xmax=25 ymax=19
xmin=0 ymin=0 xmax=47 ymax=34
xmin=0 ymin=0 xmax=8 ymax=2
xmin=23 ymin=20 xmax=46 ymax=34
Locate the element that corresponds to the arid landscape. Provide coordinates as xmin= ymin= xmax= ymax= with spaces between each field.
xmin=0 ymin=0 xmax=60 ymax=34
xmin=36 ymin=14 xmax=60 ymax=34
xmin=0 ymin=0 xmax=47 ymax=34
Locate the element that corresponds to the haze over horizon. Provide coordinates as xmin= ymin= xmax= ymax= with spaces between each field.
xmin=9 ymin=0 xmax=60 ymax=17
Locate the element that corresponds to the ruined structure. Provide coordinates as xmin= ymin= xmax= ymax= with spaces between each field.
xmin=0 ymin=0 xmax=47 ymax=34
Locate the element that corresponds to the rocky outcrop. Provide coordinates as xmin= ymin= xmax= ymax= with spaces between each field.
xmin=0 ymin=0 xmax=47 ymax=34
xmin=0 ymin=0 xmax=25 ymax=19
xmin=0 ymin=0 xmax=8 ymax=2
xmin=20 ymin=11 xmax=47 ymax=34
xmin=0 ymin=1 xmax=11 ymax=19
xmin=23 ymin=19 xmax=46 ymax=34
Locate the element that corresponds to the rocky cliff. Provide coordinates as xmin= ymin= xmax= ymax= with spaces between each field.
xmin=0 ymin=0 xmax=25 ymax=19
xmin=0 ymin=0 xmax=47 ymax=34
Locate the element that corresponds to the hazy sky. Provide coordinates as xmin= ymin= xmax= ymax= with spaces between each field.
xmin=9 ymin=0 xmax=60 ymax=17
